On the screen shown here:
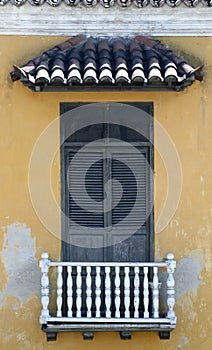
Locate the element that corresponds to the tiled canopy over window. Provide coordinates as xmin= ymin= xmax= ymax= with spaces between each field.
xmin=11 ymin=35 xmax=204 ymax=92
xmin=1 ymin=0 xmax=212 ymax=6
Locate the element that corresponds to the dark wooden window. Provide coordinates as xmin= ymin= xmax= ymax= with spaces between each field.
xmin=60 ymin=103 xmax=154 ymax=263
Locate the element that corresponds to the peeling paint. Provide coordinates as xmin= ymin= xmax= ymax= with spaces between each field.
xmin=159 ymin=249 xmax=204 ymax=306
xmin=177 ymin=336 xmax=189 ymax=348
xmin=175 ymin=249 xmax=204 ymax=300
xmin=0 ymin=223 xmax=40 ymax=307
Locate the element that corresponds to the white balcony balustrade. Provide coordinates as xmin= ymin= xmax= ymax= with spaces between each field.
xmin=39 ymin=253 xmax=176 ymax=341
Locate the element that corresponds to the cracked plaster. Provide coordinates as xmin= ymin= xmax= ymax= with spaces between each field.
xmin=0 ymin=223 xmax=40 ymax=307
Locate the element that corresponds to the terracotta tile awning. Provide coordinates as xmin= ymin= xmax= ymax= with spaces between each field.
xmin=11 ymin=35 xmax=204 ymax=92
xmin=2 ymin=0 xmax=212 ymax=7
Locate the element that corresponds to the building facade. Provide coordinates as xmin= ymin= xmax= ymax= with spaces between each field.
xmin=0 ymin=3 xmax=211 ymax=350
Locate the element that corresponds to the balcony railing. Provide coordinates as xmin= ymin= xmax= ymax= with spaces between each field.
xmin=39 ymin=253 xmax=177 ymax=341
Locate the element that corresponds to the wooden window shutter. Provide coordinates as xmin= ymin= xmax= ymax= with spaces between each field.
xmin=111 ymin=150 xmax=148 ymax=229
xmin=67 ymin=149 xmax=104 ymax=228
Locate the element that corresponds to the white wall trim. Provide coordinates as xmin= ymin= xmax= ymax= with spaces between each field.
xmin=0 ymin=4 xmax=211 ymax=36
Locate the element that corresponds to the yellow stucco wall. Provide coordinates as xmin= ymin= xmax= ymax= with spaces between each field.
xmin=0 ymin=36 xmax=211 ymax=350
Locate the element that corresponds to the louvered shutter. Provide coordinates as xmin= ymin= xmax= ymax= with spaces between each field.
xmin=68 ymin=149 xmax=104 ymax=228
xmin=65 ymin=148 xmax=106 ymax=262
xmin=108 ymin=149 xmax=150 ymax=262
xmin=111 ymin=151 xmax=147 ymax=227
xmin=65 ymin=146 xmax=150 ymax=262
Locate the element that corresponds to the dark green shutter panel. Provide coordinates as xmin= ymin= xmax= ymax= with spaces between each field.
xmin=67 ymin=149 xmax=148 ymax=230
xmin=68 ymin=150 xmax=104 ymax=228
xmin=112 ymin=152 xmax=147 ymax=228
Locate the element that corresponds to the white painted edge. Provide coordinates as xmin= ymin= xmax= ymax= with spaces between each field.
xmin=0 ymin=4 xmax=211 ymax=36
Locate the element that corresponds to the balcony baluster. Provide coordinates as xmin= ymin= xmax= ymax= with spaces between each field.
xmin=39 ymin=254 xmax=177 ymax=341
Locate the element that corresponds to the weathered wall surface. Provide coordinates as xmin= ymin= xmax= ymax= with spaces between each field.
xmin=0 ymin=4 xmax=211 ymax=36
xmin=0 ymin=36 xmax=211 ymax=349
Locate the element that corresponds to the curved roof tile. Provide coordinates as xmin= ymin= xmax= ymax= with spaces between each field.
xmin=11 ymin=35 xmax=204 ymax=92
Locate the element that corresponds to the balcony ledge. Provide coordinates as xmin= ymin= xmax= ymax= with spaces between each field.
xmin=42 ymin=320 xmax=176 ymax=341
xmin=39 ymin=252 xmax=177 ymax=341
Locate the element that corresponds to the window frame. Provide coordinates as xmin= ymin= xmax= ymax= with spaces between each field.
xmin=60 ymin=102 xmax=154 ymax=262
